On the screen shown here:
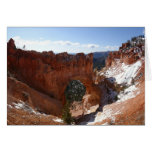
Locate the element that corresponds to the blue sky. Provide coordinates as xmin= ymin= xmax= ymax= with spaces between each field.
xmin=7 ymin=27 xmax=145 ymax=54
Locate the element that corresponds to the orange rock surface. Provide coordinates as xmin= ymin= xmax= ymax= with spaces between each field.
xmin=106 ymin=42 xmax=144 ymax=67
xmin=8 ymin=77 xmax=63 ymax=116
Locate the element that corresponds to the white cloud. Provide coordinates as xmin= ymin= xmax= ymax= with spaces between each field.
xmin=12 ymin=36 xmax=119 ymax=53
xmin=53 ymin=40 xmax=80 ymax=46
xmin=82 ymin=44 xmax=99 ymax=49
xmin=12 ymin=36 xmax=101 ymax=53
xmin=13 ymin=36 xmax=51 ymax=46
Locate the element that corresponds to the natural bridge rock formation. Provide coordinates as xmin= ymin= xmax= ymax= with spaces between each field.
xmin=7 ymin=39 xmax=93 ymax=100
xmin=7 ymin=39 xmax=101 ymax=118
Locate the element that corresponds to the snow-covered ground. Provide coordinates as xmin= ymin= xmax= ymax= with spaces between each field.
xmin=11 ymin=100 xmax=41 ymax=115
xmin=8 ymin=100 xmax=64 ymax=123
xmin=101 ymin=59 xmax=142 ymax=103
xmin=88 ymin=108 xmax=122 ymax=125
xmin=99 ymin=59 xmax=142 ymax=85
xmin=117 ymin=85 xmax=140 ymax=102
xmin=81 ymin=59 xmax=143 ymax=125
xmin=84 ymin=85 xmax=139 ymax=125
xmin=83 ymin=87 xmax=139 ymax=125
xmin=86 ymin=84 xmax=140 ymax=125
xmin=53 ymin=118 xmax=63 ymax=123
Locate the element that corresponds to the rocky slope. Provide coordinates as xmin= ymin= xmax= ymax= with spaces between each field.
xmin=78 ymin=36 xmax=145 ymax=125
xmin=106 ymin=35 xmax=145 ymax=67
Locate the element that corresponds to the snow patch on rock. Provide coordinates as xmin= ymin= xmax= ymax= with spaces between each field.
xmin=12 ymin=100 xmax=41 ymax=115
xmin=53 ymin=118 xmax=63 ymax=123
xmin=100 ymin=60 xmax=142 ymax=85
xmin=117 ymin=85 xmax=140 ymax=102
xmin=87 ymin=108 xmax=121 ymax=125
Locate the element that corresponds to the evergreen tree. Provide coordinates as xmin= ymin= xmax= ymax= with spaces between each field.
xmin=62 ymin=101 xmax=73 ymax=125
xmin=62 ymin=80 xmax=86 ymax=124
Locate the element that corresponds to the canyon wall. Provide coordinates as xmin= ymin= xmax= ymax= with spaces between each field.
xmin=106 ymin=42 xmax=145 ymax=67
xmin=7 ymin=39 xmax=94 ymax=104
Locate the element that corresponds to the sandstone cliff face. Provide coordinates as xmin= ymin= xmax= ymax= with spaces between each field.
xmin=7 ymin=39 xmax=94 ymax=104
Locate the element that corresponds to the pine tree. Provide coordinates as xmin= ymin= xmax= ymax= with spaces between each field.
xmin=62 ymin=101 xmax=73 ymax=124
xmin=62 ymin=80 xmax=86 ymax=124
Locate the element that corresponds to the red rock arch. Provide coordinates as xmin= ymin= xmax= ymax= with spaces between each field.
xmin=7 ymin=39 xmax=96 ymax=107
